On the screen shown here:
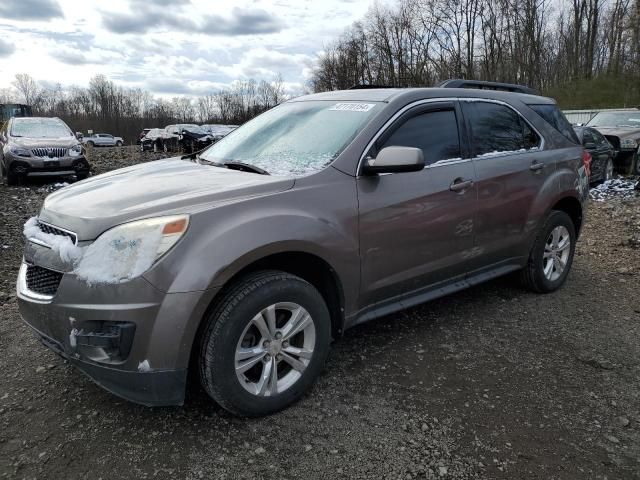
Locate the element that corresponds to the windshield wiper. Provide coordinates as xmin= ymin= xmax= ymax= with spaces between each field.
xmin=222 ymin=161 xmax=270 ymax=175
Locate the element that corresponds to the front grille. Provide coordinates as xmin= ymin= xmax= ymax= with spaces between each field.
xmin=37 ymin=221 xmax=77 ymax=244
xmin=25 ymin=265 xmax=63 ymax=296
xmin=31 ymin=147 xmax=68 ymax=158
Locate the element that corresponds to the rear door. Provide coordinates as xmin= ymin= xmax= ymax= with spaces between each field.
xmin=461 ymin=100 xmax=550 ymax=268
xmin=357 ymin=101 xmax=477 ymax=306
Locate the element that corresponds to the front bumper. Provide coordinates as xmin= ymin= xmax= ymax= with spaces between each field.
xmin=16 ymin=259 xmax=214 ymax=406
xmin=6 ymin=153 xmax=89 ymax=177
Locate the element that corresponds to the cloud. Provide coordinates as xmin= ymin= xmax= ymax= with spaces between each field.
xmin=0 ymin=0 xmax=63 ymax=21
xmin=0 ymin=38 xmax=15 ymax=58
xmin=51 ymin=49 xmax=96 ymax=65
xmin=101 ymin=7 xmax=284 ymax=36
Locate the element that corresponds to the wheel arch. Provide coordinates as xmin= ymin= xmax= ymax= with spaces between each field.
xmin=202 ymin=250 xmax=346 ymax=341
xmin=551 ymin=195 xmax=583 ymax=236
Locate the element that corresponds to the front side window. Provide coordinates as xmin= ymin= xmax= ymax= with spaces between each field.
xmin=464 ymin=102 xmax=540 ymax=157
xmin=200 ymin=100 xmax=380 ymax=176
xmin=10 ymin=118 xmax=73 ymax=138
xmin=375 ymin=109 xmax=461 ymax=165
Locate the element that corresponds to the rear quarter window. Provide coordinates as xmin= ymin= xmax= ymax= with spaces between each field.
xmin=529 ymin=104 xmax=579 ymax=144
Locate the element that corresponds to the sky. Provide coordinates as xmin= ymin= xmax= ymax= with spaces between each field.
xmin=0 ymin=0 xmax=375 ymax=97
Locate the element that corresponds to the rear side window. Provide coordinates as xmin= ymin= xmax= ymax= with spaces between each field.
xmin=463 ymin=102 xmax=541 ymax=157
xmin=529 ymin=104 xmax=579 ymax=144
xmin=377 ymin=109 xmax=461 ymax=165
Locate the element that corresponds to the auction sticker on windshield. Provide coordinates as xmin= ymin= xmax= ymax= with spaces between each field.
xmin=329 ymin=103 xmax=376 ymax=112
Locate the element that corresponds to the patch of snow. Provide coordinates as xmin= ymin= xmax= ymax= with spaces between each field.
xmin=73 ymin=223 xmax=163 ymax=285
xmin=23 ymin=217 xmax=83 ymax=263
xmin=138 ymin=360 xmax=151 ymax=372
xmin=589 ymin=177 xmax=640 ymax=202
xmin=477 ymin=147 xmax=538 ymax=157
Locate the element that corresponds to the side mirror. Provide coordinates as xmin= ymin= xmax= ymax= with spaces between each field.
xmin=362 ymin=146 xmax=425 ymax=175
xmin=584 ymin=142 xmax=597 ymax=150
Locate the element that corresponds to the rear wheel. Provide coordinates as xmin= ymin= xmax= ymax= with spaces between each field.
xmin=520 ymin=210 xmax=576 ymax=293
xmin=199 ymin=271 xmax=331 ymax=417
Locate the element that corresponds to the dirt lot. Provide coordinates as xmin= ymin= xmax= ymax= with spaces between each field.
xmin=1 ymin=147 xmax=639 ymax=480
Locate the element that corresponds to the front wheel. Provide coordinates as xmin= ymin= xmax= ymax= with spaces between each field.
xmin=116 ymin=140 xmax=123 ymax=147
xmin=603 ymin=158 xmax=614 ymax=182
xmin=199 ymin=271 xmax=331 ymax=417
xmin=520 ymin=210 xmax=576 ymax=293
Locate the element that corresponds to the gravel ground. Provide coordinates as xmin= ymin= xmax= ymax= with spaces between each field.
xmin=1 ymin=147 xmax=639 ymax=479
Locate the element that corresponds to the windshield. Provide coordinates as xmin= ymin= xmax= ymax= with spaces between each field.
xmin=11 ymin=118 xmax=72 ymax=138
xmin=199 ymin=100 xmax=380 ymax=176
xmin=587 ymin=111 xmax=640 ymax=128
xmin=179 ymin=124 xmax=205 ymax=134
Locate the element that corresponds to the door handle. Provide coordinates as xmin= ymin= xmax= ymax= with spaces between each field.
xmin=449 ymin=178 xmax=474 ymax=192
xmin=529 ymin=161 xmax=545 ymax=172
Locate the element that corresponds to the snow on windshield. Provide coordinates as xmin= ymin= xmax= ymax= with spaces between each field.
xmin=200 ymin=101 xmax=379 ymax=176
xmin=11 ymin=118 xmax=72 ymax=138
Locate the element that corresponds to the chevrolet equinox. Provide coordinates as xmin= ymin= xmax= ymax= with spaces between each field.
xmin=17 ymin=82 xmax=589 ymax=416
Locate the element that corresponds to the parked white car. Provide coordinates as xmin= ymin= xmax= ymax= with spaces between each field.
xmin=82 ymin=133 xmax=124 ymax=147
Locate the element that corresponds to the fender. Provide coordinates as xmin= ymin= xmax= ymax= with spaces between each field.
xmin=143 ymin=168 xmax=360 ymax=313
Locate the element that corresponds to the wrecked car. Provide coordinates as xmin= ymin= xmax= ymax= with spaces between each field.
xmin=573 ymin=126 xmax=615 ymax=184
xmin=82 ymin=133 xmax=124 ymax=148
xmin=201 ymin=124 xmax=238 ymax=143
xmin=1 ymin=117 xmax=89 ymax=185
xmin=587 ymin=108 xmax=640 ymax=174
xmin=162 ymin=124 xmax=213 ymax=153
xmin=18 ymin=82 xmax=588 ymax=416
xmin=140 ymin=128 xmax=165 ymax=152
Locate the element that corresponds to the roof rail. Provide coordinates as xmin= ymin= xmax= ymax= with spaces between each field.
xmin=438 ymin=79 xmax=538 ymax=95
xmin=348 ymin=84 xmax=397 ymax=90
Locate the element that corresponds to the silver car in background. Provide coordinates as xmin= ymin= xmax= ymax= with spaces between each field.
xmin=83 ymin=133 xmax=124 ymax=147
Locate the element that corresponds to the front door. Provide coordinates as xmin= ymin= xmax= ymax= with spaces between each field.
xmin=357 ymin=102 xmax=477 ymax=307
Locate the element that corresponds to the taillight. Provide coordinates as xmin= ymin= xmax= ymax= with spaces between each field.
xmin=582 ymin=150 xmax=592 ymax=177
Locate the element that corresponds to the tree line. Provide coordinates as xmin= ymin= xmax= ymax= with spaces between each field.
xmin=309 ymin=0 xmax=640 ymax=107
xmin=0 ymin=73 xmax=287 ymax=142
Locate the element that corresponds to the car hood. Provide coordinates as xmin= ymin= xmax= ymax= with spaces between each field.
xmin=11 ymin=136 xmax=79 ymax=149
xmin=589 ymin=126 xmax=640 ymax=139
xmin=39 ymin=158 xmax=295 ymax=240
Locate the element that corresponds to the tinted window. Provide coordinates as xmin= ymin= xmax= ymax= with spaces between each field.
xmin=464 ymin=102 xmax=540 ymax=157
xmin=529 ymin=104 xmax=579 ymax=144
xmin=582 ymin=130 xmax=597 ymax=146
xmin=591 ymin=129 xmax=609 ymax=147
xmin=377 ymin=109 xmax=461 ymax=165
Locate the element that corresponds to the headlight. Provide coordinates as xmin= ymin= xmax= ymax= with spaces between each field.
xmin=74 ymin=215 xmax=189 ymax=285
xmin=10 ymin=146 xmax=31 ymax=157
xmin=69 ymin=144 xmax=82 ymax=157
xmin=620 ymin=138 xmax=638 ymax=150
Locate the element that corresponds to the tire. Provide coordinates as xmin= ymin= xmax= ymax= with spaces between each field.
xmin=520 ymin=211 xmax=576 ymax=293
xmin=86 ymin=141 xmax=95 ymax=148
xmin=116 ymin=141 xmax=123 ymax=147
xmin=163 ymin=142 xmax=168 ymax=153
xmin=199 ymin=270 xmax=331 ymax=417
xmin=633 ymin=150 xmax=640 ymax=175
xmin=603 ymin=158 xmax=614 ymax=182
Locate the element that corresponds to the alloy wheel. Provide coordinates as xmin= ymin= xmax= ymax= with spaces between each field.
xmin=543 ymin=225 xmax=571 ymax=281
xmin=235 ymin=302 xmax=316 ymax=397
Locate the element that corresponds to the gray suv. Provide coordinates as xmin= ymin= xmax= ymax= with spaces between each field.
xmin=17 ymin=83 xmax=589 ymax=416
xmin=1 ymin=117 xmax=89 ymax=185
